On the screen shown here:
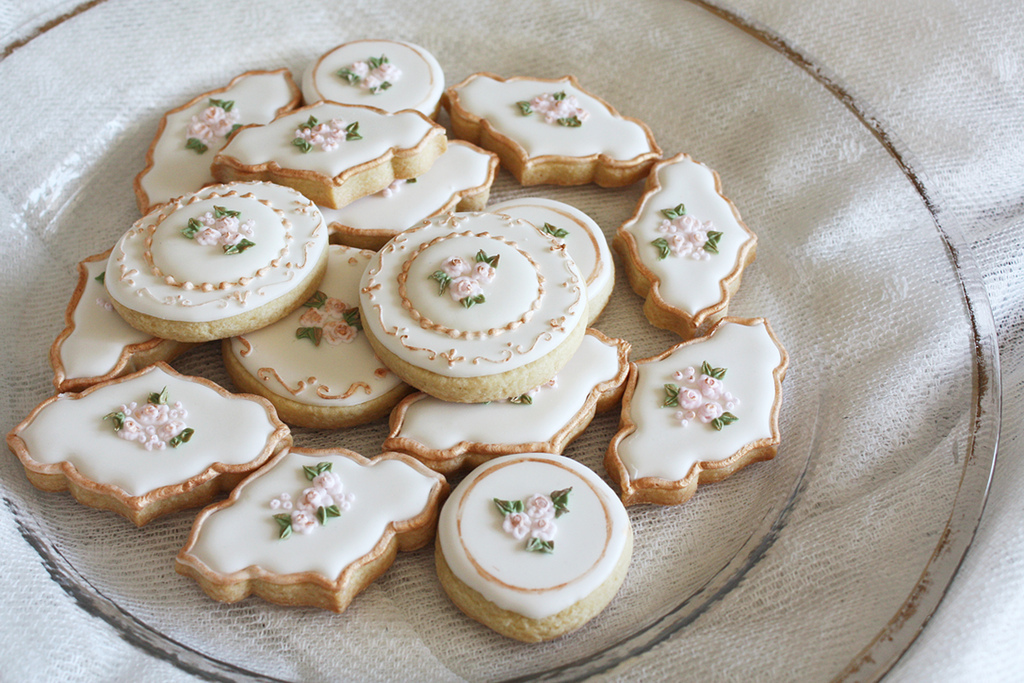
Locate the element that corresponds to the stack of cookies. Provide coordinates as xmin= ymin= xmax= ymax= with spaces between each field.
xmin=7 ymin=39 xmax=787 ymax=643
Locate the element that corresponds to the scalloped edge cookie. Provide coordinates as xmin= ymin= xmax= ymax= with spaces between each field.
xmin=384 ymin=329 xmax=630 ymax=473
xmin=175 ymin=447 xmax=448 ymax=612
xmin=6 ymin=362 xmax=291 ymax=526
xmin=614 ymin=152 xmax=757 ymax=339
xmin=443 ymin=72 xmax=661 ymax=187
xmin=604 ymin=317 xmax=788 ymax=506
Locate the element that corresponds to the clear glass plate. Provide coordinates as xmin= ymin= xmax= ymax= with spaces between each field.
xmin=0 ymin=1 xmax=998 ymax=680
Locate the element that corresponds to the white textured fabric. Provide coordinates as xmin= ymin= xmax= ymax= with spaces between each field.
xmin=0 ymin=0 xmax=1020 ymax=680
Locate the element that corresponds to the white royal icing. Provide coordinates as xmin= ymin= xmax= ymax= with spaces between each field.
xmin=58 ymin=259 xmax=154 ymax=381
xmin=301 ymin=40 xmax=444 ymax=117
xmin=17 ymin=366 xmax=281 ymax=497
xmin=451 ymin=75 xmax=654 ymax=160
xmin=619 ymin=155 xmax=755 ymax=315
xmin=185 ymin=449 xmax=440 ymax=578
xmin=389 ymin=332 xmax=622 ymax=451
xmin=359 ymin=212 xmax=587 ymax=378
xmin=217 ymin=102 xmax=439 ymax=179
xmin=437 ymin=453 xmax=630 ymax=620
xmin=106 ymin=182 xmax=328 ymax=323
xmin=489 ymin=197 xmax=613 ymax=311
xmin=137 ymin=71 xmax=298 ymax=211
xmin=616 ymin=319 xmax=784 ymax=482
xmin=319 ymin=141 xmax=495 ymax=240
xmin=227 ymin=245 xmax=403 ymax=407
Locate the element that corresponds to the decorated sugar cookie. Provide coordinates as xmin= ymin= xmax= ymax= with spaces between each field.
xmin=6 ymin=363 xmax=290 ymax=525
xmin=175 ymin=447 xmax=447 ymax=612
xmin=321 ymin=140 xmax=498 ymax=250
xmin=384 ymin=329 xmax=629 ymax=473
xmin=301 ymin=39 xmax=445 ymax=118
xmin=134 ymin=69 xmax=302 ymax=214
xmin=435 ymin=453 xmax=632 ymax=641
xmin=358 ymin=211 xmax=588 ymax=403
xmin=443 ymin=73 xmax=660 ymax=187
xmin=614 ymin=153 xmax=757 ymax=338
xmin=490 ymin=196 xmax=614 ymax=324
xmin=211 ymin=101 xmax=447 ymax=209
xmin=605 ymin=317 xmax=788 ymax=506
xmin=105 ymin=181 xmax=329 ymax=343
xmin=223 ymin=244 xmax=410 ymax=428
xmin=50 ymin=249 xmax=194 ymax=393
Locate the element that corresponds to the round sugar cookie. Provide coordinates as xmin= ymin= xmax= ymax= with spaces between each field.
xmin=435 ymin=453 xmax=633 ymax=641
xmin=489 ymin=197 xmax=614 ymax=325
xmin=223 ymin=244 xmax=410 ymax=428
xmin=105 ymin=181 xmax=329 ymax=343
xmin=301 ymin=39 xmax=445 ymax=118
xmin=358 ymin=211 xmax=588 ymax=403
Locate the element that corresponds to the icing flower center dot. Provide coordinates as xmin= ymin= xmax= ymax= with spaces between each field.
xmin=103 ymin=386 xmax=193 ymax=451
xmin=516 ymin=91 xmax=589 ymax=127
xmin=651 ymin=203 xmax=722 ymax=260
xmin=292 ymin=115 xmax=362 ymax=153
xmin=295 ymin=290 xmax=363 ymax=346
xmin=493 ymin=488 xmax=571 ymax=553
xmin=663 ymin=361 xmax=739 ymax=430
xmin=185 ymin=98 xmax=241 ymax=154
xmin=181 ymin=205 xmax=256 ymax=255
xmin=336 ymin=54 xmax=402 ymax=94
xmin=429 ymin=250 xmax=500 ymax=309
xmin=270 ymin=461 xmax=354 ymax=539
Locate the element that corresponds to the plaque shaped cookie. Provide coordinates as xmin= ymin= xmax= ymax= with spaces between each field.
xmin=321 ymin=140 xmax=498 ymax=250
xmin=211 ymin=101 xmax=447 ymax=209
xmin=490 ymin=196 xmax=615 ymax=324
xmin=359 ymin=211 xmax=588 ymax=403
xmin=384 ymin=329 xmax=629 ymax=473
xmin=50 ymin=249 xmax=194 ymax=393
xmin=134 ymin=69 xmax=302 ymax=214
xmin=436 ymin=453 xmax=633 ymax=641
xmin=6 ymin=363 xmax=290 ymax=525
xmin=105 ymin=181 xmax=329 ymax=343
xmin=223 ymin=244 xmax=410 ymax=428
xmin=605 ymin=317 xmax=788 ymax=506
xmin=443 ymin=73 xmax=660 ymax=187
xmin=176 ymin=447 xmax=447 ymax=612
xmin=614 ymin=153 xmax=757 ymax=338
xmin=301 ymin=39 xmax=445 ymax=118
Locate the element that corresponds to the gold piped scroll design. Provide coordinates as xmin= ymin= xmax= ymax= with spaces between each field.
xmin=256 ymin=367 xmax=375 ymax=401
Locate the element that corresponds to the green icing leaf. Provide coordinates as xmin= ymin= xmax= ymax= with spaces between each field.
xmin=557 ymin=116 xmax=582 ymax=128
xmin=475 ymin=250 xmax=500 ymax=268
xmin=552 ymin=91 xmax=566 ymax=101
xmin=336 ymin=68 xmax=360 ymax=84
xmin=516 ymin=101 xmax=533 ymax=116
xmin=460 ymin=294 xmax=485 ymax=308
xmin=303 ymin=462 xmax=333 ymax=481
xmin=208 ymin=98 xmax=235 ymax=112
xmin=704 ymin=230 xmax=723 ymax=254
xmin=94 ymin=272 xmax=105 ymax=284
xmin=296 ymin=326 xmax=323 ymax=346
xmin=700 ymin=361 xmax=727 ymax=380
xmin=345 ymin=121 xmax=362 ymax=141
xmin=661 ymin=203 xmax=686 ymax=220
xmin=293 ymin=137 xmax=313 ymax=153
xmin=663 ymin=383 xmax=680 ymax=407
xmin=316 ymin=506 xmax=329 ymax=526
xmin=213 ymin=205 xmax=241 ymax=219
xmin=149 ymin=387 xmax=169 ymax=405
xmin=169 ymin=428 xmax=194 ymax=448
xmin=304 ymin=291 xmax=328 ymax=308
xmin=103 ymin=410 xmax=126 ymax=432
xmin=430 ymin=270 xmax=451 ymax=295
xmin=541 ymin=222 xmax=569 ymax=239
xmin=711 ymin=412 xmax=739 ymax=431
xmin=343 ymin=308 xmax=363 ymax=331
xmin=508 ymin=393 xmax=533 ymax=405
xmin=551 ymin=487 xmax=572 ymax=517
xmin=185 ymin=137 xmax=208 ymax=154
xmin=493 ymin=498 xmax=524 ymax=516
xmin=273 ymin=513 xmax=293 ymax=540
xmin=652 ymin=237 xmax=671 ymax=260
xmin=182 ymin=217 xmax=203 ymax=239
xmin=526 ymin=537 xmax=554 ymax=554
xmin=223 ymin=238 xmax=256 ymax=255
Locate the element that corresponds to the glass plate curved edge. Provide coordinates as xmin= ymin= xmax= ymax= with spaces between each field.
xmin=686 ymin=2 xmax=1001 ymax=682
xmin=0 ymin=2 xmax=1000 ymax=682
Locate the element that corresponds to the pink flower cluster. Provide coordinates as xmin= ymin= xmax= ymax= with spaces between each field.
xmin=186 ymin=104 xmax=239 ymax=147
xmin=673 ymin=366 xmax=739 ymax=428
xmin=299 ymin=299 xmax=358 ymax=345
xmin=501 ymin=493 xmax=559 ymax=542
xmin=193 ymin=210 xmax=255 ymax=248
xmin=657 ymin=214 xmax=715 ymax=260
xmin=347 ymin=59 xmax=402 ymax=92
xmin=293 ymin=119 xmax=353 ymax=152
xmin=530 ymin=92 xmax=590 ymax=125
xmin=440 ymin=255 xmax=496 ymax=303
xmin=114 ymin=400 xmax=189 ymax=451
xmin=269 ymin=470 xmax=354 ymax=535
